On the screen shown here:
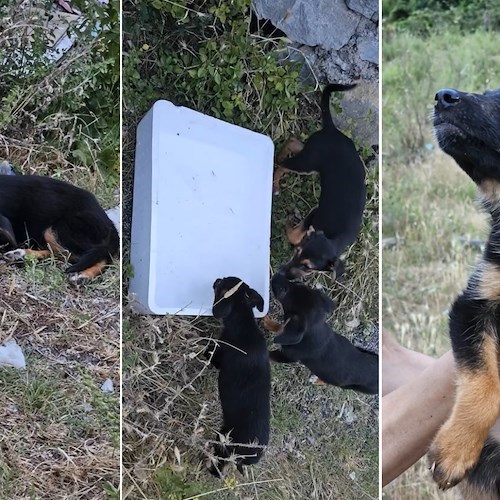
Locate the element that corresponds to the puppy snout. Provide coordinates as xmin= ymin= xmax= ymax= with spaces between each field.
xmin=435 ymin=88 xmax=461 ymax=109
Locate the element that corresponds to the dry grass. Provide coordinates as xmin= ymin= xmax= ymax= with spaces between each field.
xmin=0 ymin=266 xmax=120 ymax=498
xmin=382 ymin=151 xmax=487 ymax=499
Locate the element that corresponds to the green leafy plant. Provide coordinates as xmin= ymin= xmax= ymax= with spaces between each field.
xmin=0 ymin=0 xmax=120 ymax=180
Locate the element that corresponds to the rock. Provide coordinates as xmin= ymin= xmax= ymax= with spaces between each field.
xmin=358 ymin=31 xmax=378 ymax=64
xmin=252 ymin=0 xmax=379 ymax=146
xmin=253 ymin=0 xmax=361 ymax=50
xmin=335 ymin=80 xmax=379 ymax=147
xmin=346 ymin=0 xmax=377 ymax=19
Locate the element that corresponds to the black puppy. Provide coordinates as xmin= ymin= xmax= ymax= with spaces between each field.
xmin=208 ymin=277 xmax=271 ymax=477
xmin=0 ymin=175 xmax=119 ymax=281
xmin=427 ymin=88 xmax=500 ymax=494
xmin=273 ymin=84 xmax=366 ymax=278
xmin=263 ymin=272 xmax=378 ymax=394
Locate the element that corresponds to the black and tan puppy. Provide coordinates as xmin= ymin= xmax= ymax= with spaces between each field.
xmin=208 ymin=277 xmax=271 ymax=477
xmin=0 ymin=175 xmax=119 ymax=281
xmin=274 ymin=84 xmax=366 ymax=278
xmin=427 ymin=88 xmax=500 ymax=495
xmin=263 ymin=272 xmax=378 ymax=394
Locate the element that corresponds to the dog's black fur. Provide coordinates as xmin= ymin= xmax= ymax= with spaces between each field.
xmin=267 ymin=272 xmax=378 ymax=394
xmin=208 ymin=277 xmax=271 ymax=477
xmin=0 ymin=175 xmax=119 ymax=279
xmin=274 ymin=84 xmax=366 ymax=279
xmin=427 ymin=88 xmax=500 ymax=495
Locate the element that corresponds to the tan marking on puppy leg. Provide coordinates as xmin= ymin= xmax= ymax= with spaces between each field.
xmin=273 ymin=166 xmax=291 ymax=194
xmin=479 ymin=179 xmax=500 ymax=206
xmin=429 ymin=335 xmax=500 ymax=489
xmin=285 ymin=221 xmax=306 ymax=246
xmin=309 ymin=375 xmax=327 ymax=385
xmin=25 ymin=249 xmax=52 ymax=259
xmin=262 ymin=315 xmax=283 ymax=333
xmin=478 ymin=261 xmax=500 ymax=301
xmin=72 ymin=260 xmax=107 ymax=281
xmin=277 ymin=137 xmax=304 ymax=162
xmin=43 ymin=227 xmax=67 ymax=256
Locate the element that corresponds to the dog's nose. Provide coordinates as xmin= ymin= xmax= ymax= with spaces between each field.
xmin=435 ymin=88 xmax=461 ymax=108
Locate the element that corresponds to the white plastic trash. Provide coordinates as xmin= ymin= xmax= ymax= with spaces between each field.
xmin=129 ymin=101 xmax=274 ymax=317
xmin=101 ymin=378 xmax=114 ymax=393
xmin=0 ymin=339 xmax=26 ymax=370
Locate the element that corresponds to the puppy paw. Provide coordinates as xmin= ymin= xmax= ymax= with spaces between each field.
xmin=428 ymin=422 xmax=483 ymax=490
xmin=68 ymin=273 xmax=90 ymax=285
xmin=309 ymin=375 xmax=327 ymax=386
xmin=262 ymin=315 xmax=282 ymax=333
xmin=3 ymin=248 xmax=26 ymax=262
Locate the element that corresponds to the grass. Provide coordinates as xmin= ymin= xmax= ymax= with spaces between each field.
xmin=382 ymin=29 xmax=499 ymax=163
xmin=0 ymin=1 xmax=120 ymax=498
xmin=122 ymin=1 xmax=379 ymax=498
xmin=0 ymin=0 xmax=120 ymax=180
xmin=0 ymin=257 xmax=120 ymax=499
xmin=382 ymin=26 xmax=500 ymax=499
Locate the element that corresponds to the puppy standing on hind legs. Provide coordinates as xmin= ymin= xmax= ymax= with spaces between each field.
xmin=207 ymin=277 xmax=271 ymax=478
xmin=427 ymin=88 xmax=500 ymax=497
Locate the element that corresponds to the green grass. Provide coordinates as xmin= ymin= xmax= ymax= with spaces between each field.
xmin=382 ymin=29 xmax=499 ymax=164
xmin=382 ymin=26 xmax=500 ymax=499
xmin=0 ymin=0 xmax=120 ymax=179
xmin=122 ymin=0 xmax=379 ymax=498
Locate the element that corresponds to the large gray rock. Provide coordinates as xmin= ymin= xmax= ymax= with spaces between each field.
xmin=252 ymin=0 xmax=361 ymax=50
xmin=252 ymin=0 xmax=379 ymax=146
xmin=335 ymin=80 xmax=379 ymax=147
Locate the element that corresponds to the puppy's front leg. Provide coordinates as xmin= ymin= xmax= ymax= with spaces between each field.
xmin=429 ymin=291 xmax=500 ymax=489
xmin=269 ymin=349 xmax=296 ymax=364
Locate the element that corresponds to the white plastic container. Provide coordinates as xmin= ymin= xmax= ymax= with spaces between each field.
xmin=129 ymin=100 xmax=274 ymax=317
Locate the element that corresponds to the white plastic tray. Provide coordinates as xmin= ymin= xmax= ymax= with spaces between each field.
xmin=129 ymin=100 xmax=274 ymax=316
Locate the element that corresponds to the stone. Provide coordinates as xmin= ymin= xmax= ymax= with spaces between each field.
xmin=252 ymin=0 xmax=379 ymax=146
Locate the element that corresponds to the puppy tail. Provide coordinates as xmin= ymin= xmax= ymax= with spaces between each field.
xmin=321 ymin=83 xmax=357 ymax=130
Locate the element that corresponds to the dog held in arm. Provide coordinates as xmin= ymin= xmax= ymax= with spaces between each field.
xmin=428 ymin=88 xmax=500 ymax=498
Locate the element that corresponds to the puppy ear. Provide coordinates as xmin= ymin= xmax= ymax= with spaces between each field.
xmin=245 ymin=288 xmax=264 ymax=312
xmin=212 ymin=299 xmax=232 ymax=319
xmin=274 ymin=315 xmax=306 ymax=345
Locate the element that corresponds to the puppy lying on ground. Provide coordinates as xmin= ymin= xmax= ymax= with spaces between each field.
xmin=273 ymin=84 xmax=366 ymax=279
xmin=263 ymin=272 xmax=378 ymax=394
xmin=208 ymin=277 xmax=271 ymax=477
xmin=0 ymin=175 xmax=119 ymax=282
xmin=427 ymin=87 xmax=500 ymax=497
